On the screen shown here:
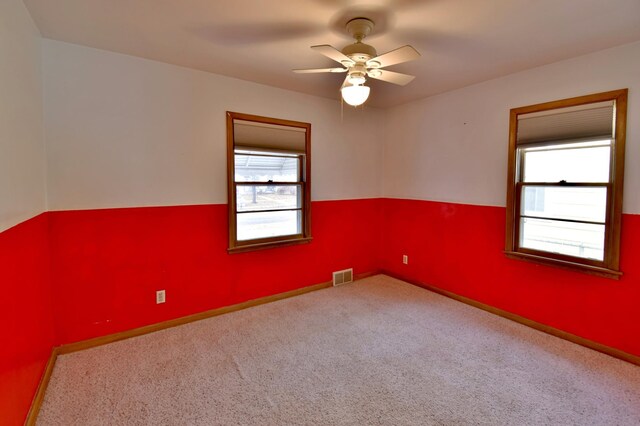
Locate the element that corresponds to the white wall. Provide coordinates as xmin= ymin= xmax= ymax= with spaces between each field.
xmin=39 ymin=38 xmax=640 ymax=213
xmin=0 ymin=0 xmax=46 ymax=232
xmin=43 ymin=40 xmax=385 ymax=211
xmin=383 ymin=40 xmax=640 ymax=214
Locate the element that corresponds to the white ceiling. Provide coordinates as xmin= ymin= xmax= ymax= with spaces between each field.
xmin=24 ymin=0 xmax=640 ymax=108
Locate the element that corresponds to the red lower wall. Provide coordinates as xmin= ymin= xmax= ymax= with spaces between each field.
xmin=48 ymin=199 xmax=383 ymax=345
xmin=379 ymin=198 xmax=640 ymax=357
xmin=0 ymin=214 xmax=55 ymax=426
xmin=5 ymin=197 xmax=640 ymax=423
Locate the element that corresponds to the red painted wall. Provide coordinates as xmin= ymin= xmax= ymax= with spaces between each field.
xmin=0 ymin=214 xmax=55 ymax=426
xmin=5 ymin=197 xmax=640 ymax=424
xmin=48 ymin=199 xmax=383 ymax=344
xmin=379 ymin=198 xmax=640 ymax=357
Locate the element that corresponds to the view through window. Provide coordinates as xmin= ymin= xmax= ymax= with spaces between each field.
xmin=235 ymin=152 xmax=303 ymax=241
xmin=518 ymin=140 xmax=610 ymax=261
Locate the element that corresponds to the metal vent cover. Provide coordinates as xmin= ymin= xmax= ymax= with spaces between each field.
xmin=333 ymin=268 xmax=354 ymax=286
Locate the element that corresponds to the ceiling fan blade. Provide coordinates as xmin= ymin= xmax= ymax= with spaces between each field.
xmin=367 ymin=69 xmax=415 ymax=86
xmin=367 ymin=45 xmax=420 ymax=68
xmin=311 ymin=45 xmax=355 ymax=66
xmin=293 ymin=67 xmax=347 ymax=74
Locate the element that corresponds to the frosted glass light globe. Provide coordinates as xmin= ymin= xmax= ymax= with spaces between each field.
xmin=341 ymin=85 xmax=370 ymax=106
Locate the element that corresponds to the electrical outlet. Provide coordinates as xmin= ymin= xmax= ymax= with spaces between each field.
xmin=403 ymin=255 xmax=408 ymax=265
xmin=156 ymin=290 xmax=166 ymax=304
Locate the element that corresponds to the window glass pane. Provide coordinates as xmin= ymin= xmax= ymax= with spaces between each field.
xmin=522 ymin=142 xmax=610 ymax=183
xmin=237 ymin=185 xmax=302 ymax=212
xmin=520 ymin=217 xmax=604 ymax=261
xmin=521 ymin=186 xmax=607 ymax=223
xmin=237 ymin=210 xmax=301 ymax=241
xmin=235 ymin=154 xmax=299 ymax=182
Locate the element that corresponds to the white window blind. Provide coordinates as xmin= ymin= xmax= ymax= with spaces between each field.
xmin=517 ymin=101 xmax=614 ymax=144
xmin=234 ymin=120 xmax=306 ymax=153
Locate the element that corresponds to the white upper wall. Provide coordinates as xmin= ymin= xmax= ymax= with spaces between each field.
xmin=383 ymin=40 xmax=640 ymax=214
xmin=40 ymin=38 xmax=640 ymax=213
xmin=0 ymin=0 xmax=46 ymax=232
xmin=43 ymin=40 xmax=385 ymax=211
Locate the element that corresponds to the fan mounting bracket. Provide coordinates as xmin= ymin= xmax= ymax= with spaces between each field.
xmin=346 ymin=18 xmax=374 ymax=42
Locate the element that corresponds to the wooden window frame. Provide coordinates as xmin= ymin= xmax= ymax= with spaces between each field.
xmin=505 ymin=89 xmax=628 ymax=279
xmin=227 ymin=111 xmax=312 ymax=253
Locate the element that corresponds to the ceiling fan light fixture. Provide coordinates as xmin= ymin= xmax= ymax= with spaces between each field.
xmin=348 ymin=74 xmax=366 ymax=85
xmin=341 ymin=84 xmax=370 ymax=106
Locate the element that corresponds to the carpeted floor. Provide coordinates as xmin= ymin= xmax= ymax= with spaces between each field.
xmin=37 ymin=275 xmax=640 ymax=425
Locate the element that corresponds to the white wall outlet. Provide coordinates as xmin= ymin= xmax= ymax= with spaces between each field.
xmin=156 ymin=290 xmax=166 ymax=304
xmin=403 ymin=255 xmax=409 ymax=265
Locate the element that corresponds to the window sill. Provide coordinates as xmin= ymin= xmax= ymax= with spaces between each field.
xmin=228 ymin=237 xmax=312 ymax=254
xmin=504 ymin=251 xmax=622 ymax=280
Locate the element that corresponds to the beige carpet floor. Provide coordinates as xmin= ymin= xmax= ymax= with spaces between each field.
xmin=38 ymin=275 xmax=640 ymax=425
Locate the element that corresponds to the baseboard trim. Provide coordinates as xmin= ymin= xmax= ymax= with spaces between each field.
xmin=25 ymin=278 xmax=342 ymax=423
xmin=59 ymin=280 xmax=335 ymax=355
xmin=383 ymin=272 xmax=640 ymax=367
xmin=25 ymin=347 xmax=59 ymax=426
xmin=353 ymin=270 xmax=378 ymax=281
xmin=58 ymin=271 xmax=378 ymax=356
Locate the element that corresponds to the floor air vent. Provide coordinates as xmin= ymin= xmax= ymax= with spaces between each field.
xmin=333 ymin=268 xmax=353 ymax=286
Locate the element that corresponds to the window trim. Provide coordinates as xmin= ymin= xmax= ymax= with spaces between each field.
xmin=227 ymin=111 xmax=312 ymax=253
xmin=504 ymin=89 xmax=627 ymax=279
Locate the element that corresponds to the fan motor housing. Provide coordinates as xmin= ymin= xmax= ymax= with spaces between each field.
xmin=342 ymin=42 xmax=377 ymax=63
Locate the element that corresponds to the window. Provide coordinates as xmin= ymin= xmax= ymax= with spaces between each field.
xmin=505 ymin=89 xmax=628 ymax=278
xmin=227 ymin=112 xmax=311 ymax=252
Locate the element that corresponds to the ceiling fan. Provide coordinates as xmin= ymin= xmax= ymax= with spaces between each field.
xmin=293 ymin=18 xmax=420 ymax=106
